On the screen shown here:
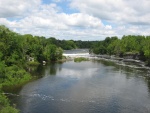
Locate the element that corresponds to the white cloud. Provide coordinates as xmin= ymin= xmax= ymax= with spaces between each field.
xmin=105 ymin=25 xmax=112 ymax=30
xmin=61 ymin=13 xmax=103 ymax=28
xmin=0 ymin=0 xmax=41 ymax=18
xmin=0 ymin=1 xmax=107 ymax=40
xmin=71 ymin=0 xmax=150 ymax=25
xmin=0 ymin=0 xmax=149 ymax=40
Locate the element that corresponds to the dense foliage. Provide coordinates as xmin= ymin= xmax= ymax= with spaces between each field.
xmin=0 ymin=25 xmax=64 ymax=112
xmin=0 ymin=25 xmax=64 ymax=63
xmin=45 ymin=38 xmax=97 ymax=50
xmin=74 ymin=40 xmax=97 ymax=49
xmin=91 ymin=36 xmax=150 ymax=65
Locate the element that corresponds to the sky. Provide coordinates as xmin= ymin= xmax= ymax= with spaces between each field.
xmin=0 ymin=0 xmax=150 ymax=40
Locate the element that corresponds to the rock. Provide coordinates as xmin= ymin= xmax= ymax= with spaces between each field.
xmin=123 ymin=52 xmax=139 ymax=60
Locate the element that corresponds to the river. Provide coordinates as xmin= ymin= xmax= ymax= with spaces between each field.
xmin=8 ymin=49 xmax=150 ymax=113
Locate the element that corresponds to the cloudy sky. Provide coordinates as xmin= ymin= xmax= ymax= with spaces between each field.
xmin=0 ymin=0 xmax=150 ymax=40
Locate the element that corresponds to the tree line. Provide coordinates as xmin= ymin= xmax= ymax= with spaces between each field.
xmin=46 ymin=38 xmax=97 ymax=50
xmin=90 ymin=35 xmax=150 ymax=66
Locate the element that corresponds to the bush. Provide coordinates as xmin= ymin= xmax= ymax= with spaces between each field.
xmin=0 ymin=93 xmax=19 ymax=113
xmin=0 ymin=106 xmax=19 ymax=113
xmin=0 ymin=94 xmax=9 ymax=107
xmin=2 ymin=65 xmax=31 ymax=87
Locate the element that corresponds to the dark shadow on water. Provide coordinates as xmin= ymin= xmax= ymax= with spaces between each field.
xmin=48 ymin=62 xmax=63 ymax=75
xmin=26 ymin=64 xmax=46 ymax=78
xmin=145 ymin=77 xmax=150 ymax=94
xmin=26 ymin=62 xmax=63 ymax=77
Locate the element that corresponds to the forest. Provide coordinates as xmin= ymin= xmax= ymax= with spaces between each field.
xmin=0 ymin=25 xmax=150 ymax=112
xmin=90 ymin=36 xmax=150 ymax=66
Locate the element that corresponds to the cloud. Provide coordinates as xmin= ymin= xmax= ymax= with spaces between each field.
xmin=105 ymin=25 xmax=112 ymax=30
xmin=0 ymin=0 xmax=108 ymax=40
xmin=0 ymin=0 xmax=149 ymax=40
xmin=71 ymin=0 xmax=150 ymax=25
xmin=61 ymin=13 xmax=103 ymax=28
xmin=0 ymin=0 xmax=41 ymax=18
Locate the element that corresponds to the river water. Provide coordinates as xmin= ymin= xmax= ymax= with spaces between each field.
xmin=9 ymin=49 xmax=150 ymax=113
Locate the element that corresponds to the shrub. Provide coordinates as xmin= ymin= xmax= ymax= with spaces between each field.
xmin=0 ymin=106 xmax=19 ymax=113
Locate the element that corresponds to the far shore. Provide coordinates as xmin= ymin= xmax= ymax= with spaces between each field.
xmin=63 ymin=53 xmax=150 ymax=70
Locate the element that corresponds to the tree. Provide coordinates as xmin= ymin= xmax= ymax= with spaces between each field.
xmin=142 ymin=36 xmax=150 ymax=65
xmin=43 ymin=44 xmax=59 ymax=61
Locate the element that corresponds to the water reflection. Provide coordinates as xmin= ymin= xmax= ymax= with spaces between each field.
xmin=57 ymin=67 xmax=99 ymax=79
xmin=48 ymin=62 xmax=63 ymax=75
xmin=27 ymin=65 xmax=45 ymax=78
xmin=10 ymin=60 xmax=150 ymax=113
xmin=145 ymin=77 xmax=150 ymax=93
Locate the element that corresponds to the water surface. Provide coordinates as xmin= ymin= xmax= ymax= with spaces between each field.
xmin=9 ymin=51 xmax=150 ymax=113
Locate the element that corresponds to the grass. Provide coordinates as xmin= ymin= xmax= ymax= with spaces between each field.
xmin=74 ymin=57 xmax=89 ymax=62
xmin=27 ymin=61 xmax=40 ymax=66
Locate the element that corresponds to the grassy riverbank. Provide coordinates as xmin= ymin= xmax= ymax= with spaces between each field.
xmin=0 ymin=65 xmax=32 ymax=113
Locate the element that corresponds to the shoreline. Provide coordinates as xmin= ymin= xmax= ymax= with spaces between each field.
xmin=63 ymin=53 xmax=150 ymax=70
xmin=91 ymin=54 xmax=150 ymax=70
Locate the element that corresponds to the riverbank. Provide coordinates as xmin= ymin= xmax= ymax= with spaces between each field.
xmin=64 ymin=52 xmax=150 ymax=70
xmin=0 ymin=64 xmax=40 ymax=113
xmin=90 ymin=54 xmax=148 ymax=68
